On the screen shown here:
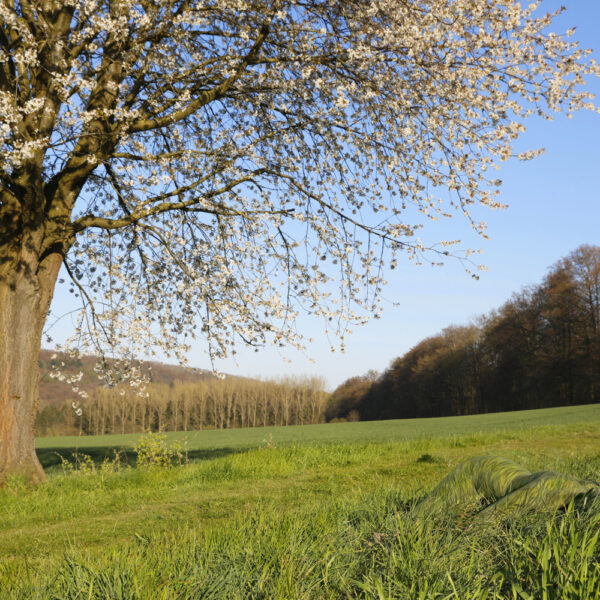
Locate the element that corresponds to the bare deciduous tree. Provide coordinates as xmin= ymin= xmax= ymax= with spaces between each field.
xmin=63 ymin=375 xmax=329 ymax=436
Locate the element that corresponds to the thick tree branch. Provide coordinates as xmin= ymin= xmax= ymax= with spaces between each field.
xmin=128 ymin=21 xmax=272 ymax=133
xmin=71 ymin=168 xmax=297 ymax=232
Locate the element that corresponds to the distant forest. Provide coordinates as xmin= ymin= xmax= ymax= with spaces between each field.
xmin=329 ymin=244 xmax=600 ymax=422
xmin=37 ymin=244 xmax=599 ymax=436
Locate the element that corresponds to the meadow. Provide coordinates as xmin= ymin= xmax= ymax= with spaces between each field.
xmin=2 ymin=404 xmax=600 ymax=598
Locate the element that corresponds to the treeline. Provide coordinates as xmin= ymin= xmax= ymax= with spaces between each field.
xmin=36 ymin=375 xmax=329 ymax=436
xmin=330 ymin=244 xmax=600 ymax=420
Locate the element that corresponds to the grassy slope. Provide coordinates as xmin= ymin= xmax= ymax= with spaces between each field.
xmin=1 ymin=405 xmax=600 ymax=598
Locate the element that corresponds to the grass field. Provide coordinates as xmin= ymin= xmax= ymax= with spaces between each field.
xmin=35 ymin=403 xmax=600 ymax=458
xmin=2 ymin=404 xmax=600 ymax=598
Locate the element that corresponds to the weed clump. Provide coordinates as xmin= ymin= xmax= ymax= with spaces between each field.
xmin=134 ymin=431 xmax=188 ymax=468
xmin=57 ymin=449 xmax=127 ymax=477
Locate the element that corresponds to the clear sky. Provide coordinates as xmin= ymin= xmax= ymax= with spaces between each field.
xmin=48 ymin=1 xmax=600 ymax=391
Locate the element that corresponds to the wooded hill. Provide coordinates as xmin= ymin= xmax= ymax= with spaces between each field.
xmin=39 ymin=349 xmax=215 ymax=408
xmin=37 ymin=351 xmax=328 ymax=436
xmin=329 ymin=245 xmax=600 ymax=421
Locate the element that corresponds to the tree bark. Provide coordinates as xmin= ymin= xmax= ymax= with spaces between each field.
xmin=0 ymin=241 xmax=61 ymax=484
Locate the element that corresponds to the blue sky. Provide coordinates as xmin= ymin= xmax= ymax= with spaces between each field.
xmin=48 ymin=1 xmax=600 ymax=390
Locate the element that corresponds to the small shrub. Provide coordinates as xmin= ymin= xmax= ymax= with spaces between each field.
xmin=75 ymin=453 xmax=96 ymax=475
xmin=57 ymin=452 xmax=95 ymax=475
xmin=55 ymin=449 xmax=127 ymax=477
xmin=134 ymin=431 xmax=188 ymax=468
xmin=99 ymin=449 xmax=126 ymax=475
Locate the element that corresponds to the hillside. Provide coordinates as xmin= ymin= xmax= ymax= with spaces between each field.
xmin=38 ymin=349 xmax=215 ymax=408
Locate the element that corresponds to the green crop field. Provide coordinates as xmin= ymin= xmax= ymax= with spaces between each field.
xmin=35 ymin=402 xmax=600 ymax=455
xmin=2 ymin=404 xmax=600 ymax=598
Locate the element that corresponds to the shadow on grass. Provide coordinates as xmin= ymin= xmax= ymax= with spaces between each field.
xmin=36 ymin=445 xmax=250 ymax=471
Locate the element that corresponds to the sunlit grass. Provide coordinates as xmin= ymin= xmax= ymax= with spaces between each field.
xmin=1 ymin=407 xmax=599 ymax=598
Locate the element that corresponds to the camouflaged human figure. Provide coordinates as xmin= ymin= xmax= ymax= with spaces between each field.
xmin=414 ymin=456 xmax=600 ymax=520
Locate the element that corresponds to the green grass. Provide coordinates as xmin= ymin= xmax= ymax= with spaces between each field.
xmin=35 ymin=403 xmax=600 ymax=461
xmin=1 ymin=405 xmax=600 ymax=598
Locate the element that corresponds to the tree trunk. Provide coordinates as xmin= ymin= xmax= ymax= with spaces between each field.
xmin=0 ymin=246 xmax=61 ymax=484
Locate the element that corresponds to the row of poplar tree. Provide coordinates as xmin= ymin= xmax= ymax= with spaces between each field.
xmin=37 ymin=376 xmax=328 ymax=436
xmin=330 ymin=245 xmax=600 ymax=421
